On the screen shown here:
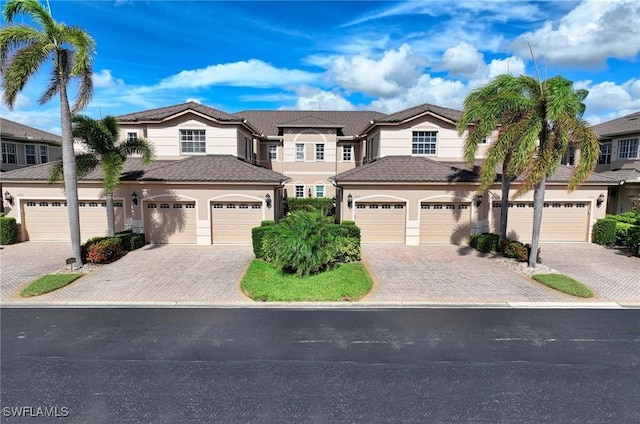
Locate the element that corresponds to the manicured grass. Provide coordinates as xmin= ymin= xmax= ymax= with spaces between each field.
xmin=241 ymin=260 xmax=373 ymax=301
xmin=532 ymin=274 xmax=593 ymax=298
xmin=20 ymin=274 xmax=83 ymax=297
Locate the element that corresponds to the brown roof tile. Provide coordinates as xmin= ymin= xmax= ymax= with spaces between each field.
xmin=375 ymin=103 xmax=463 ymax=124
xmin=117 ymin=101 xmax=242 ymax=123
xmin=1 ymin=118 xmax=62 ymax=144
xmin=591 ymin=111 xmax=640 ymax=138
xmin=277 ymin=115 xmax=344 ymax=128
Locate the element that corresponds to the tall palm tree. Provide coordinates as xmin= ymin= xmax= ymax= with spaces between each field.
xmin=459 ymin=74 xmax=598 ymax=267
xmin=50 ymin=115 xmax=155 ymax=237
xmin=1 ymin=0 xmax=96 ymax=266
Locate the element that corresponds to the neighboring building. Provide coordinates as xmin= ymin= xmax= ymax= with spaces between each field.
xmin=591 ymin=111 xmax=640 ymax=214
xmin=1 ymin=102 xmax=617 ymax=245
xmin=1 ymin=118 xmax=62 ymax=172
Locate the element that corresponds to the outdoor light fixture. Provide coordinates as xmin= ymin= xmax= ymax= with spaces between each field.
xmin=131 ymin=191 xmax=138 ymax=206
xmin=347 ymin=193 xmax=353 ymax=209
xmin=332 ymin=196 xmax=337 ymax=205
xmin=308 ymin=188 xmax=313 ymax=198
xmin=597 ymin=193 xmax=605 ymax=207
xmin=265 ymin=193 xmax=272 ymax=208
xmin=4 ymin=190 xmax=13 ymax=206
xmin=476 ymin=195 xmax=483 ymax=207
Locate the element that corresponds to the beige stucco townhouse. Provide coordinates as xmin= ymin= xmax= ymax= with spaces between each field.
xmin=1 ymin=102 xmax=619 ymax=245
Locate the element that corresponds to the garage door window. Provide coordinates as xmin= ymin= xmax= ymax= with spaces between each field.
xmin=173 ymin=204 xmax=183 ymax=209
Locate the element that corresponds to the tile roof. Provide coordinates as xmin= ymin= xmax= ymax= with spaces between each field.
xmin=276 ymin=116 xmax=344 ymax=128
xmin=591 ymin=111 xmax=640 ymax=138
xmin=597 ymin=161 xmax=640 ymax=182
xmin=117 ymin=101 xmax=242 ymax=123
xmin=1 ymin=155 xmax=289 ymax=184
xmin=235 ymin=110 xmax=385 ymax=137
xmin=1 ymin=118 xmax=62 ymax=144
xmin=375 ymin=103 xmax=463 ymax=124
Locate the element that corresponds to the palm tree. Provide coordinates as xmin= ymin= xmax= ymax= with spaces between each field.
xmin=1 ymin=0 xmax=96 ymax=266
xmin=459 ymin=74 xmax=599 ymax=267
xmin=50 ymin=115 xmax=155 ymax=237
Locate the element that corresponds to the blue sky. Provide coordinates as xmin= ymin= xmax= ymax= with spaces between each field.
xmin=2 ymin=0 xmax=639 ymax=134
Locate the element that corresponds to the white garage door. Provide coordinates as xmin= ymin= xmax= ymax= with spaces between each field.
xmin=22 ymin=200 xmax=124 ymax=242
xmin=420 ymin=202 xmax=471 ymax=244
xmin=492 ymin=201 xmax=589 ymax=242
xmin=354 ymin=203 xmax=406 ymax=244
xmin=145 ymin=201 xmax=196 ymax=244
xmin=211 ymin=202 xmax=263 ymax=244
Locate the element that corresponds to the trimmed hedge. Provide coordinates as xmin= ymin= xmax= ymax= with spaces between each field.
xmin=0 ymin=214 xmax=19 ymax=245
xmin=605 ymin=211 xmax=640 ymax=226
xmin=499 ymin=239 xmax=541 ymax=263
xmin=81 ymin=231 xmax=146 ymax=262
xmin=285 ymin=197 xmax=334 ymax=216
xmin=87 ymin=238 xmax=123 ymax=264
xmin=592 ymin=218 xmax=617 ymax=246
xmin=469 ymin=233 xmax=500 ymax=253
xmin=252 ymin=225 xmax=275 ymax=258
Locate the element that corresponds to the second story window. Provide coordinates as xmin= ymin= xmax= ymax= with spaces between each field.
xmin=268 ymin=145 xmax=277 ymax=161
xmin=180 ymin=129 xmax=206 ymax=154
xmin=343 ymin=145 xmax=352 ymax=161
xmin=25 ymin=144 xmax=37 ymax=165
xmin=618 ymin=138 xmax=638 ymax=160
xmin=295 ymin=143 xmax=305 ymax=161
xmin=412 ymin=131 xmax=437 ymax=155
xmin=315 ymin=144 xmax=325 ymax=161
xmin=39 ymin=146 xmax=48 ymax=164
xmin=2 ymin=143 xmax=16 ymax=164
xmin=599 ymin=142 xmax=612 ymax=165
xmin=127 ymin=132 xmax=138 ymax=142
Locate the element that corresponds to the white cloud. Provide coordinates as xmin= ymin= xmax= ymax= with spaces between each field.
xmin=156 ymin=59 xmax=319 ymax=89
xmin=578 ymin=78 xmax=640 ymax=122
xmin=283 ymin=86 xmax=355 ymax=111
xmin=511 ymin=0 xmax=640 ymax=66
xmin=486 ymin=56 xmax=526 ymax=79
xmin=92 ymin=69 xmax=124 ymax=88
xmin=326 ymin=44 xmax=425 ymax=97
xmin=438 ymin=41 xmax=485 ymax=79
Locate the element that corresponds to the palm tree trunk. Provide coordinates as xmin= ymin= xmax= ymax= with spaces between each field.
xmin=499 ymin=162 xmax=511 ymax=241
xmin=529 ymin=176 xmax=546 ymax=267
xmin=59 ymin=84 xmax=83 ymax=267
xmin=106 ymin=192 xmax=115 ymax=237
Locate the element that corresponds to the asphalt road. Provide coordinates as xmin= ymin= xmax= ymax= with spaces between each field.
xmin=1 ymin=308 xmax=639 ymax=423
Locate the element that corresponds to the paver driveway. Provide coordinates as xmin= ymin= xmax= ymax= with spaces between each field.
xmin=2 ymin=243 xmax=253 ymax=304
xmin=362 ymin=245 xmax=574 ymax=303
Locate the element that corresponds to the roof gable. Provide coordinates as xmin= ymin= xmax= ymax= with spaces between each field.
xmin=117 ymin=102 xmax=242 ymax=123
xmin=592 ymin=111 xmax=640 ymax=138
xmin=0 ymin=118 xmax=62 ymax=144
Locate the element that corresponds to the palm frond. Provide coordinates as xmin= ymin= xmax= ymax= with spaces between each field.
xmin=100 ymin=153 xmax=124 ymax=194
xmin=119 ymin=137 xmax=156 ymax=165
xmin=0 ymin=24 xmax=43 ymax=70
xmin=2 ymin=41 xmax=50 ymax=107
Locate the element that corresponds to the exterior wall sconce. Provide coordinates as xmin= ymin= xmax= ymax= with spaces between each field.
xmin=265 ymin=193 xmax=272 ymax=208
xmin=308 ymin=188 xmax=312 ymax=198
xmin=476 ymin=195 xmax=483 ymax=207
xmin=4 ymin=190 xmax=14 ymax=206
xmin=131 ymin=191 xmax=138 ymax=206
xmin=347 ymin=193 xmax=353 ymax=209
xmin=596 ymin=193 xmax=605 ymax=207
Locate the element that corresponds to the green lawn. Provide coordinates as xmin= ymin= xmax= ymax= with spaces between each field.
xmin=532 ymin=274 xmax=593 ymax=298
xmin=241 ymin=260 xmax=373 ymax=301
xmin=20 ymin=274 xmax=83 ymax=297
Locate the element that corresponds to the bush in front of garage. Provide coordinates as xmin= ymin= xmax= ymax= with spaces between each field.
xmin=87 ymin=238 xmax=124 ymax=264
xmin=285 ymin=198 xmax=334 ymax=216
xmin=499 ymin=239 xmax=541 ymax=263
xmin=0 ymin=214 xmax=19 ymax=245
xmin=251 ymin=221 xmax=276 ymax=259
xmin=81 ymin=230 xmax=147 ymax=263
xmin=469 ymin=233 xmax=500 ymax=253
xmin=592 ymin=218 xmax=618 ymax=246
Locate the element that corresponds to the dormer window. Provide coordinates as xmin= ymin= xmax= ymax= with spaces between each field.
xmin=180 ymin=129 xmax=206 ymax=154
xmin=412 ymin=131 xmax=437 ymax=155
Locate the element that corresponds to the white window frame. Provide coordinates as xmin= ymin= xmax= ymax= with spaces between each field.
xmin=2 ymin=143 xmax=17 ymax=164
xmin=25 ymin=144 xmax=37 ymax=165
xmin=315 ymin=144 xmax=325 ymax=161
xmin=342 ymin=145 xmax=352 ymax=161
xmin=180 ymin=129 xmax=206 ymax=154
xmin=268 ymin=144 xmax=277 ymax=161
xmin=599 ymin=142 xmax=612 ymax=165
xmin=295 ymin=143 xmax=305 ymax=161
xmin=315 ymin=185 xmax=325 ymax=198
xmin=618 ymin=138 xmax=638 ymax=160
xmin=480 ymin=137 xmax=489 ymax=144
xmin=39 ymin=145 xmax=48 ymax=163
xmin=126 ymin=132 xmax=138 ymax=142
xmin=295 ymin=185 xmax=304 ymax=198
xmin=412 ymin=131 xmax=438 ymax=155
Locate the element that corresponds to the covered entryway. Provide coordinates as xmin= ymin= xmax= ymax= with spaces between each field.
xmin=420 ymin=202 xmax=471 ymax=244
xmin=22 ymin=200 xmax=124 ymax=242
xmin=492 ymin=201 xmax=589 ymax=242
xmin=211 ymin=202 xmax=263 ymax=244
xmin=354 ymin=202 xmax=406 ymax=244
xmin=145 ymin=201 xmax=196 ymax=244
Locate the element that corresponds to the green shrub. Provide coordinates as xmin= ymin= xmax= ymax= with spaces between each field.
xmin=592 ymin=218 xmax=617 ymax=246
xmin=81 ymin=236 xmax=107 ymax=262
xmin=614 ymin=222 xmax=634 ymax=246
xmin=86 ymin=238 xmax=123 ymax=264
xmin=261 ymin=220 xmax=275 ymax=227
xmin=329 ymin=236 xmax=361 ymax=263
xmin=339 ymin=222 xmax=361 ymax=241
xmin=129 ymin=233 xmax=146 ymax=250
xmin=469 ymin=233 xmax=500 ymax=253
xmin=606 ymin=211 xmax=640 ymax=225
xmin=285 ymin=198 xmax=334 ymax=216
xmin=252 ymin=225 xmax=274 ymax=258
xmin=626 ymin=226 xmax=640 ymax=256
xmin=499 ymin=239 xmax=540 ymax=263
xmin=0 ymin=215 xmax=19 ymax=245
xmin=342 ymin=220 xmax=356 ymax=226
xmin=261 ymin=231 xmax=279 ymax=264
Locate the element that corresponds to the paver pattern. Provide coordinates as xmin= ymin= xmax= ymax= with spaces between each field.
xmin=540 ymin=243 xmax=640 ymax=302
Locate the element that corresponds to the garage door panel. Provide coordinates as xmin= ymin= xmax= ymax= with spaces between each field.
xmin=23 ymin=200 xmax=124 ymax=242
xmin=355 ymin=203 xmax=405 ymax=244
xmin=211 ymin=203 xmax=262 ymax=244
xmin=420 ymin=203 xmax=471 ymax=244
xmin=145 ymin=201 xmax=196 ymax=244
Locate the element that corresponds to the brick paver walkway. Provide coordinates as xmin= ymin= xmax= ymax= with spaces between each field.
xmin=540 ymin=243 xmax=640 ymax=302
